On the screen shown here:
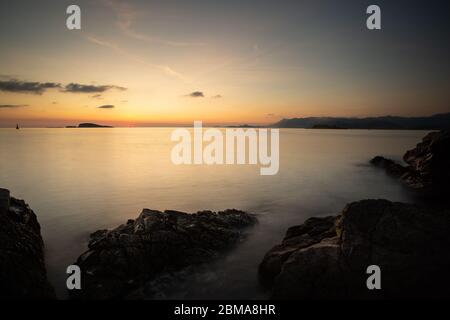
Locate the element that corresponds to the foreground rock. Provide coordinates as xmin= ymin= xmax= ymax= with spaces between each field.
xmin=0 ymin=188 xmax=55 ymax=299
xmin=259 ymin=199 xmax=450 ymax=299
xmin=71 ymin=209 xmax=256 ymax=299
xmin=371 ymin=130 xmax=450 ymax=199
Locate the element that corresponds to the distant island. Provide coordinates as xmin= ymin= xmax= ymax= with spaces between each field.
xmin=66 ymin=123 xmax=113 ymax=128
xmin=271 ymin=112 xmax=450 ymax=130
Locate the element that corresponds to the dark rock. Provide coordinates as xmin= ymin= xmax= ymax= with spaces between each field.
xmin=0 ymin=188 xmax=10 ymax=215
xmin=259 ymin=200 xmax=450 ymax=299
xmin=0 ymin=188 xmax=56 ymax=299
xmin=371 ymin=130 xmax=450 ymax=198
xmin=370 ymin=156 xmax=410 ymax=177
xmin=403 ymin=130 xmax=450 ymax=194
xmin=71 ymin=208 xmax=256 ymax=299
xmin=258 ymin=216 xmax=336 ymax=288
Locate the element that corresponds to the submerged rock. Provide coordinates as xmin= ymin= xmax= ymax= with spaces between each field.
xmin=259 ymin=199 xmax=450 ymax=299
xmin=371 ymin=130 xmax=450 ymax=198
xmin=71 ymin=208 xmax=256 ymax=299
xmin=0 ymin=188 xmax=55 ymax=299
xmin=370 ymin=156 xmax=410 ymax=177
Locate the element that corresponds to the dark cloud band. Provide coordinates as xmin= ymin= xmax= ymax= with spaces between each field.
xmin=0 ymin=79 xmax=127 ymax=95
xmin=186 ymin=91 xmax=204 ymax=98
xmin=0 ymin=104 xmax=29 ymax=108
xmin=97 ymin=105 xmax=115 ymax=109
xmin=0 ymin=80 xmax=61 ymax=94
xmin=65 ymin=83 xmax=126 ymax=93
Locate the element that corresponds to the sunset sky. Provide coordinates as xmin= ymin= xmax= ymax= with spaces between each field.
xmin=0 ymin=0 xmax=449 ymax=127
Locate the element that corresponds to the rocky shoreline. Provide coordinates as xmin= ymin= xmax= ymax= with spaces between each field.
xmin=0 ymin=188 xmax=55 ymax=299
xmin=0 ymin=187 xmax=256 ymax=299
xmin=370 ymin=130 xmax=450 ymax=200
xmin=258 ymin=130 xmax=450 ymax=299
xmin=71 ymin=208 xmax=257 ymax=299
xmin=259 ymin=200 xmax=450 ymax=299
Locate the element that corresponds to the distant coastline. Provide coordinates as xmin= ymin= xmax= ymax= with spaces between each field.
xmin=270 ymin=112 xmax=450 ymax=130
xmin=7 ymin=112 xmax=450 ymax=129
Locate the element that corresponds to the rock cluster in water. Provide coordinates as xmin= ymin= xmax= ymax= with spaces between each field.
xmin=259 ymin=130 xmax=450 ymax=299
xmin=259 ymin=199 xmax=450 ymax=299
xmin=71 ymin=208 xmax=257 ymax=299
xmin=371 ymin=130 xmax=450 ymax=198
xmin=0 ymin=188 xmax=55 ymax=299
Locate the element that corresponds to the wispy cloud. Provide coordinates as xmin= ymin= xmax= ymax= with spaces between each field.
xmin=0 ymin=104 xmax=29 ymax=108
xmin=156 ymin=65 xmax=187 ymax=81
xmin=86 ymin=35 xmax=188 ymax=82
xmin=194 ymin=42 xmax=284 ymax=83
xmin=212 ymin=94 xmax=223 ymax=99
xmin=101 ymin=0 xmax=205 ymax=47
xmin=266 ymin=113 xmax=283 ymax=119
xmin=253 ymin=43 xmax=263 ymax=55
xmin=86 ymin=35 xmax=118 ymax=49
xmin=0 ymin=74 xmax=17 ymax=80
xmin=0 ymin=80 xmax=61 ymax=94
xmin=97 ymin=104 xmax=115 ymax=109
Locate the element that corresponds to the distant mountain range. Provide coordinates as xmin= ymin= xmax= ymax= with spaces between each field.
xmin=271 ymin=112 xmax=450 ymax=130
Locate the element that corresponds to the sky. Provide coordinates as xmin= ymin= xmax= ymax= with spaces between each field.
xmin=0 ymin=0 xmax=449 ymax=127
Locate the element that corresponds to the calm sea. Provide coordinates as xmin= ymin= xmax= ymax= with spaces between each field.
xmin=0 ymin=128 xmax=427 ymax=298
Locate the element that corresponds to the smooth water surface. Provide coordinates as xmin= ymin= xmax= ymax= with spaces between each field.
xmin=0 ymin=128 xmax=426 ymax=298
